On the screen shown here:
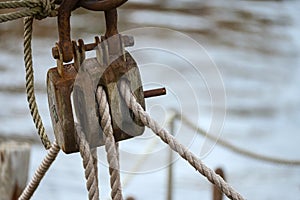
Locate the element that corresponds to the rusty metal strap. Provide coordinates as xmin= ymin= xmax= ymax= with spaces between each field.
xmin=55 ymin=0 xmax=127 ymax=62
xmin=79 ymin=0 xmax=127 ymax=11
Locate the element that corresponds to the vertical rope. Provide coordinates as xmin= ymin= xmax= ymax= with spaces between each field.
xmin=96 ymin=87 xmax=123 ymax=200
xmin=167 ymin=118 xmax=175 ymax=200
xmin=24 ymin=16 xmax=51 ymax=149
xmin=75 ymin=124 xmax=100 ymax=200
xmin=91 ymin=148 xmax=99 ymax=186
xmin=18 ymin=141 xmax=60 ymax=200
xmin=119 ymin=80 xmax=244 ymax=200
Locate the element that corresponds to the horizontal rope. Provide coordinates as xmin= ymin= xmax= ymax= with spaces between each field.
xmin=176 ymin=113 xmax=300 ymax=166
xmin=0 ymin=8 xmax=38 ymax=23
xmin=0 ymin=0 xmax=56 ymax=23
xmin=0 ymin=0 xmax=39 ymax=9
xmin=119 ymin=80 xmax=244 ymax=200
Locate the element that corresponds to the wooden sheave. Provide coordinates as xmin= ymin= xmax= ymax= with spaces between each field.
xmin=0 ymin=141 xmax=31 ymax=200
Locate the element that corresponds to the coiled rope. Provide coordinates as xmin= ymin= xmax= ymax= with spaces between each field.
xmin=119 ymin=80 xmax=245 ymax=200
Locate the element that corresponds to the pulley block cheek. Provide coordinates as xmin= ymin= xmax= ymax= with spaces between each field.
xmin=73 ymin=45 xmax=145 ymax=149
xmin=47 ymin=64 xmax=77 ymax=153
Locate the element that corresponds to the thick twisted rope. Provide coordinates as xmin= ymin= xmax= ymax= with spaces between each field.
xmin=18 ymin=141 xmax=60 ymax=200
xmin=0 ymin=0 xmax=56 ymax=23
xmin=75 ymin=124 xmax=100 ymax=200
xmin=18 ymin=127 xmax=100 ymax=200
xmin=24 ymin=16 xmax=51 ymax=149
xmin=91 ymin=148 xmax=99 ymax=186
xmin=176 ymin=114 xmax=300 ymax=166
xmin=96 ymin=86 xmax=123 ymax=200
xmin=0 ymin=0 xmax=40 ymax=9
xmin=119 ymin=80 xmax=244 ymax=200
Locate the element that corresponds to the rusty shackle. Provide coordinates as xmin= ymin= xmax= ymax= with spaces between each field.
xmin=56 ymin=0 xmax=128 ymax=63
xmin=79 ymin=0 xmax=127 ymax=11
xmin=57 ymin=0 xmax=79 ymax=62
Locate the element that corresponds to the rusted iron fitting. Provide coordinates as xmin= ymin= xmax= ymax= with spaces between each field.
xmin=52 ymin=35 xmax=134 ymax=60
xmin=55 ymin=0 xmax=128 ymax=63
xmin=144 ymin=88 xmax=166 ymax=98
xmin=56 ymin=0 xmax=80 ymax=62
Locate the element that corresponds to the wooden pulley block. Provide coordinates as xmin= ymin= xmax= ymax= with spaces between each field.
xmin=47 ymin=37 xmax=145 ymax=154
xmin=47 ymin=62 xmax=78 ymax=153
xmin=73 ymin=38 xmax=145 ymax=149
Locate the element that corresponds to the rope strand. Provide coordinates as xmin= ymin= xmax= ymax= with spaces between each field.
xmin=119 ymin=80 xmax=245 ymax=200
xmin=75 ymin=124 xmax=100 ymax=200
xmin=0 ymin=0 xmax=56 ymax=23
xmin=0 ymin=0 xmax=57 ymax=149
xmin=18 ymin=141 xmax=60 ymax=200
xmin=0 ymin=0 xmax=38 ymax=9
xmin=177 ymin=114 xmax=300 ymax=166
xmin=23 ymin=16 xmax=51 ymax=149
xmin=96 ymin=86 xmax=123 ymax=200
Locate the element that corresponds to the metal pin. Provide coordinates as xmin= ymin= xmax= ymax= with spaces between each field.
xmin=144 ymin=88 xmax=166 ymax=98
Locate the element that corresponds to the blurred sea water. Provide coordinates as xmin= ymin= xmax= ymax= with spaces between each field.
xmin=0 ymin=0 xmax=300 ymax=199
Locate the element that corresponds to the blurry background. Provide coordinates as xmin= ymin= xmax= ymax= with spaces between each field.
xmin=0 ymin=0 xmax=300 ymax=199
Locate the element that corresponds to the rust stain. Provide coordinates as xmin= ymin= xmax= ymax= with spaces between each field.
xmin=0 ymin=151 xmax=5 ymax=163
xmin=12 ymin=183 xmax=22 ymax=200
